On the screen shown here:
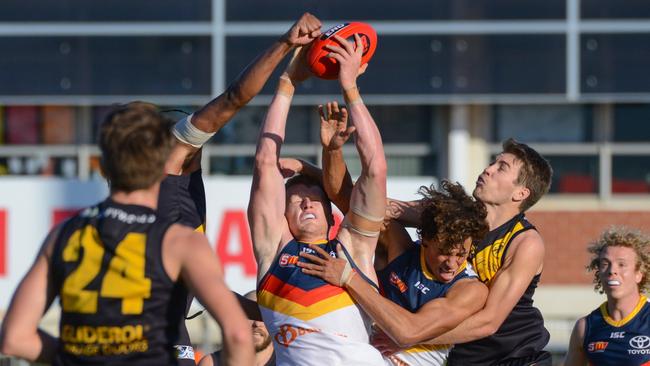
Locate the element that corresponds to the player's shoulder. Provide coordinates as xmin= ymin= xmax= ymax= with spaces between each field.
xmin=165 ymin=223 xmax=207 ymax=248
xmin=510 ymin=227 xmax=544 ymax=256
xmin=572 ymin=316 xmax=588 ymax=338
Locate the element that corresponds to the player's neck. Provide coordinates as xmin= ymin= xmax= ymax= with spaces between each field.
xmin=484 ymin=203 xmax=522 ymax=231
xmin=607 ymin=292 xmax=643 ymax=321
xmin=296 ymin=233 xmax=328 ymax=243
xmin=110 ymin=184 xmax=160 ymax=210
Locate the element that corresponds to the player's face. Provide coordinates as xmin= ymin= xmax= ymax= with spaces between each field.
xmin=251 ymin=319 xmax=272 ymax=352
xmin=285 ymin=184 xmax=331 ymax=240
xmin=423 ymin=237 xmax=472 ymax=283
xmin=598 ymin=246 xmax=643 ymax=300
xmin=473 ymin=153 xmax=526 ymax=207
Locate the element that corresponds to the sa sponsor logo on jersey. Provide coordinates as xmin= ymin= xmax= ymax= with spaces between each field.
xmin=274 ymin=324 xmax=321 ymax=347
xmin=279 ymin=254 xmax=299 ymax=267
xmin=628 ymin=335 xmax=650 ymax=355
xmin=587 ymin=341 xmax=609 ymax=352
xmin=390 ymin=272 xmax=408 ymax=293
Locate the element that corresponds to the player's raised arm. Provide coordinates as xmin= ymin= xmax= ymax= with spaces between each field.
xmin=166 ymin=13 xmax=322 ymax=175
xmin=319 ymin=101 xmax=355 ymax=214
xmin=248 ymin=47 xmax=314 ymax=280
xmin=327 ymin=34 xmax=386 ymax=278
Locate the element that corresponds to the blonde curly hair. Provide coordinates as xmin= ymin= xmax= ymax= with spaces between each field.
xmin=587 ymin=227 xmax=650 ymax=294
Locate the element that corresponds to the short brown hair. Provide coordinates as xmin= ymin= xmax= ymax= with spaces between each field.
xmin=587 ymin=227 xmax=650 ymax=294
xmin=418 ymin=181 xmax=488 ymax=254
xmin=99 ymin=102 xmax=174 ymax=192
xmin=502 ymin=138 xmax=553 ymax=212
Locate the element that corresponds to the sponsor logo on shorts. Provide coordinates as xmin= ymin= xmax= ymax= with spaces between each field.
xmin=274 ymin=324 xmax=320 ymax=347
xmin=390 ymin=272 xmax=408 ymax=293
xmin=279 ymin=253 xmax=299 ymax=267
xmin=628 ymin=335 xmax=650 ymax=354
xmin=174 ymin=345 xmax=195 ymax=360
xmin=587 ymin=341 xmax=608 ymax=352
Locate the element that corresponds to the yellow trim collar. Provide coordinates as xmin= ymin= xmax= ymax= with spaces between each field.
xmin=600 ymin=295 xmax=648 ymax=327
xmin=420 ymin=247 xmax=435 ymax=280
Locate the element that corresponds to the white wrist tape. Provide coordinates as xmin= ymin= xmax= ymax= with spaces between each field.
xmin=172 ymin=114 xmax=215 ymax=148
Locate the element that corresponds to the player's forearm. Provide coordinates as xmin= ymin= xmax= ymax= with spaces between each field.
xmin=426 ymin=309 xmax=497 ymax=345
xmin=194 ymin=40 xmax=293 ymax=133
xmin=322 ymin=147 xmax=353 ymax=214
xmin=0 ymin=327 xmax=56 ymax=363
xmin=345 ymin=275 xmax=419 ymax=347
xmin=254 ymin=79 xmax=294 ymax=164
xmin=344 ymin=94 xmax=385 ymax=175
xmin=220 ymin=324 xmax=254 ymax=366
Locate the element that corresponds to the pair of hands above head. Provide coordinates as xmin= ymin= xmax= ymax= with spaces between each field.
xmin=283 ymin=15 xmax=368 ymax=88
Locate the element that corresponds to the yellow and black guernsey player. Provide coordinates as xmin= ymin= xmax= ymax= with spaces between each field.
xmin=154 ymin=13 xmax=323 ymax=364
xmin=432 ymin=139 xmax=554 ymax=366
xmin=0 ymin=103 xmax=254 ymax=366
xmin=367 ymin=140 xmax=554 ymax=366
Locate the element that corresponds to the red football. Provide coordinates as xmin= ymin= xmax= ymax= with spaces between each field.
xmin=307 ymin=22 xmax=378 ymax=80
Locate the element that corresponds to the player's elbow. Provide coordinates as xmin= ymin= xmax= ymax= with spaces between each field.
xmin=480 ymin=319 xmax=500 ymax=338
xmin=390 ymin=324 xmax=423 ymax=348
xmin=253 ymin=154 xmax=279 ymax=170
xmin=0 ymin=327 xmax=25 ymax=358
xmin=392 ymin=333 xmax=417 ymax=348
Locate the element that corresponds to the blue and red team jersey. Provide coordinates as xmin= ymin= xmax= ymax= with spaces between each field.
xmin=584 ymin=295 xmax=650 ymax=366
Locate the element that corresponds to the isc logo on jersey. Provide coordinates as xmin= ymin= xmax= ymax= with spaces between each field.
xmin=588 ymin=341 xmax=609 ymax=352
xmin=628 ymin=335 xmax=650 ymax=355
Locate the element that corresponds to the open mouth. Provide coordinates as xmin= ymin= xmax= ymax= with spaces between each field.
xmin=302 ymin=213 xmax=316 ymax=220
xmin=438 ymin=267 xmax=455 ymax=280
xmin=607 ymin=280 xmax=621 ymax=286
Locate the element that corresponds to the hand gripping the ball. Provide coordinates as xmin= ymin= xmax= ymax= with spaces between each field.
xmin=281 ymin=13 xmax=322 ymax=47
xmin=326 ymin=34 xmax=367 ymax=90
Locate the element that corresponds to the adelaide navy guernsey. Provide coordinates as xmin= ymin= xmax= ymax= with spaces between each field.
xmin=378 ymin=242 xmax=477 ymax=366
xmin=584 ymin=296 xmax=650 ymax=366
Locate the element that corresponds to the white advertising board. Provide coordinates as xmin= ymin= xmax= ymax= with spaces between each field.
xmin=0 ymin=176 xmax=434 ymax=311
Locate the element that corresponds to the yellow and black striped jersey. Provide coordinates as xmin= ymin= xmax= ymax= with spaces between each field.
xmin=51 ymin=199 xmax=188 ymax=366
xmin=449 ymin=213 xmax=550 ymax=365
xmin=470 ymin=213 xmax=533 ymax=285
